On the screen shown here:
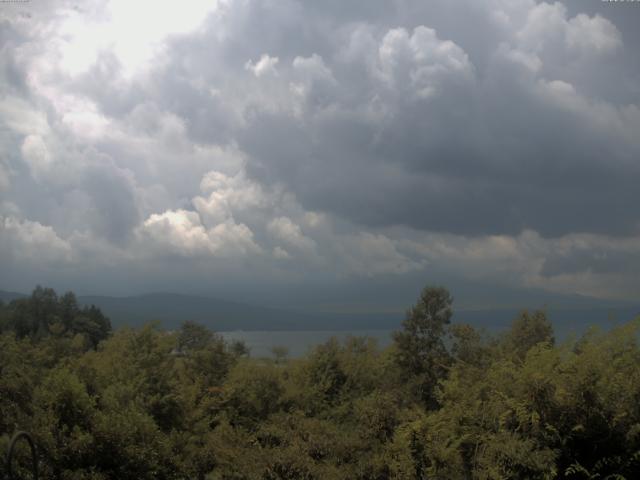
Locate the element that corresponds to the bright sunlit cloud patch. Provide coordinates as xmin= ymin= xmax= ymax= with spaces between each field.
xmin=56 ymin=0 xmax=220 ymax=76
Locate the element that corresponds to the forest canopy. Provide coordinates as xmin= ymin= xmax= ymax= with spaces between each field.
xmin=1 ymin=286 xmax=639 ymax=479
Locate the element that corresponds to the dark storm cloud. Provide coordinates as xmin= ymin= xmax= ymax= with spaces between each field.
xmin=20 ymin=0 xmax=631 ymax=239
xmin=148 ymin=0 xmax=640 ymax=238
xmin=2 ymin=0 xmax=640 ymax=302
xmin=541 ymin=247 xmax=640 ymax=277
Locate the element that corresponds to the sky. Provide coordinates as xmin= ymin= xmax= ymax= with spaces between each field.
xmin=1 ymin=0 xmax=639 ymax=312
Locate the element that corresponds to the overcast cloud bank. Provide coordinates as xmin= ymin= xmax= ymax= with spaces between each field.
xmin=1 ymin=0 xmax=639 ymax=305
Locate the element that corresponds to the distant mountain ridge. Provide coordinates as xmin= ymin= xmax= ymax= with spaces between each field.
xmin=78 ymin=293 xmax=412 ymax=331
xmin=0 ymin=290 xmax=401 ymax=331
xmin=2 ymin=290 xmax=638 ymax=335
xmin=0 ymin=290 xmax=27 ymax=303
xmin=77 ymin=293 xmax=306 ymax=331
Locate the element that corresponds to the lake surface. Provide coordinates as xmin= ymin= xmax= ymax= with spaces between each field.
xmin=220 ymin=308 xmax=638 ymax=358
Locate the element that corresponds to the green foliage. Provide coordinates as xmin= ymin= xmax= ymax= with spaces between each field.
xmin=392 ymin=285 xmax=453 ymax=407
xmin=3 ymin=286 xmax=111 ymax=348
xmin=502 ymin=309 xmax=555 ymax=360
xmin=221 ymin=361 xmax=286 ymax=429
xmin=271 ymin=346 xmax=289 ymax=364
xmin=1 ymin=285 xmax=639 ymax=479
xmin=178 ymin=320 xmax=215 ymax=353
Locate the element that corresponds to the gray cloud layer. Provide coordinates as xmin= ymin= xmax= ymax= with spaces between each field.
xmin=1 ymin=0 xmax=639 ymax=304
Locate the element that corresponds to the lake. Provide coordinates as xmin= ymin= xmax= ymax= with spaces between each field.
xmin=220 ymin=308 xmax=638 ymax=358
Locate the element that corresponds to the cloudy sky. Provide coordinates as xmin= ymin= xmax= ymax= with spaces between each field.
xmin=1 ymin=0 xmax=639 ymax=312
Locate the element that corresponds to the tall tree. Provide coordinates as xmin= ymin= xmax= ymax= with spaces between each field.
xmin=393 ymin=286 xmax=453 ymax=408
xmin=503 ymin=309 xmax=554 ymax=360
xmin=177 ymin=320 xmax=214 ymax=354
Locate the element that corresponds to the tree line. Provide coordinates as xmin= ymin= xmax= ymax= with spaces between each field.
xmin=0 ymin=285 xmax=639 ymax=479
